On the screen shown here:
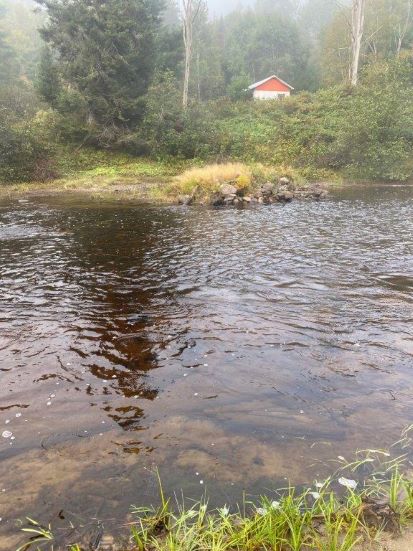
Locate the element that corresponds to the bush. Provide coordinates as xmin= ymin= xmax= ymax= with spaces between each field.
xmin=0 ymin=85 xmax=58 ymax=183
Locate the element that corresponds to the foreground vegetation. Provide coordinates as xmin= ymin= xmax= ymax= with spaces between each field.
xmin=16 ymin=428 xmax=413 ymax=550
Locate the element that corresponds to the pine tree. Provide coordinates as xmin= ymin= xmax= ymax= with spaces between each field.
xmin=36 ymin=0 xmax=164 ymax=130
xmin=36 ymin=46 xmax=61 ymax=107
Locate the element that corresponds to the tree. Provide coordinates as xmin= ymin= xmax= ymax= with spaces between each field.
xmin=181 ymin=0 xmax=203 ymax=108
xmin=36 ymin=0 xmax=164 ymax=137
xmin=349 ymin=0 xmax=366 ymax=85
xmin=36 ymin=46 xmax=61 ymax=107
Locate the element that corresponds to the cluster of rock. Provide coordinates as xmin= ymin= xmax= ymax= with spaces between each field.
xmin=178 ymin=177 xmax=328 ymax=206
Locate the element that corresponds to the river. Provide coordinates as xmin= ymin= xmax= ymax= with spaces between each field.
xmin=0 ymin=185 xmax=412 ymax=548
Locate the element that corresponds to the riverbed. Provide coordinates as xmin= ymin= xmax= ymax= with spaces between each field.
xmin=1 ymin=185 xmax=412 ymax=548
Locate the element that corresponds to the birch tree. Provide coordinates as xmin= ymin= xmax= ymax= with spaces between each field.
xmin=349 ymin=0 xmax=366 ymax=85
xmin=181 ymin=0 xmax=202 ymax=108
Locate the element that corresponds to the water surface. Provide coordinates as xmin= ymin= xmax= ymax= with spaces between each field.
xmin=1 ymin=186 xmax=412 ymax=548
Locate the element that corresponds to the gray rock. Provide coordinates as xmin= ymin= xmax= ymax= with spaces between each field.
xmin=261 ymin=182 xmax=275 ymax=196
xmin=210 ymin=192 xmax=224 ymax=206
xmin=178 ymin=194 xmax=193 ymax=205
xmin=279 ymin=176 xmax=291 ymax=186
xmin=277 ymin=190 xmax=294 ymax=202
xmin=224 ymin=195 xmax=235 ymax=204
xmin=220 ymin=183 xmax=237 ymax=197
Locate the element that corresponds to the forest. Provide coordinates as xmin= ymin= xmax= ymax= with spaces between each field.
xmin=1 ymin=0 xmax=413 ymax=185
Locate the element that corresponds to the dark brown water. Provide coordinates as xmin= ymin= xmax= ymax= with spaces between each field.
xmin=1 ymin=186 xmax=413 ymax=548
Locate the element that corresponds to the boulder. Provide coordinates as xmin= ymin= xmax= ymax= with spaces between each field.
xmin=220 ymin=183 xmax=237 ymax=197
xmin=277 ymin=190 xmax=294 ymax=202
xmin=210 ymin=192 xmax=224 ymax=206
xmin=261 ymin=182 xmax=275 ymax=196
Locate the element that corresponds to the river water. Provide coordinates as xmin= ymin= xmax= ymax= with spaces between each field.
xmin=0 ymin=186 xmax=412 ymax=548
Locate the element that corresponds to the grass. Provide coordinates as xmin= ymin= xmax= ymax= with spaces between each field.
xmin=15 ymin=428 xmax=413 ymax=550
xmin=0 ymin=147 xmax=187 ymax=200
xmin=0 ymin=146 xmax=336 ymax=202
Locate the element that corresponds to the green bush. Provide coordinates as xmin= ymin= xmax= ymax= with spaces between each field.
xmin=0 ymin=85 xmax=57 ymax=183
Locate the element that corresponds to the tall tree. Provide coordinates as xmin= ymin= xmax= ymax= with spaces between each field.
xmin=349 ymin=0 xmax=366 ymax=85
xmin=36 ymin=0 xmax=163 ymax=131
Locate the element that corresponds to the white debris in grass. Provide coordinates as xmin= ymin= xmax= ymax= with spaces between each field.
xmin=5 ymin=420 xmax=10 ymax=424
xmin=256 ymin=507 xmax=267 ymax=515
xmin=309 ymin=492 xmax=320 ymax=499
xmin=46 ymin=401 xmax=52 ymax=406
xmin=199 ymin=480 xmax=204 ymax=484
xmin=15 ymin=413 xmax=22 ymax=418
xmin=338 ymin=477 xmax=357 ymax=490
xmin=2 ymin=431 xmax=12 ymax=439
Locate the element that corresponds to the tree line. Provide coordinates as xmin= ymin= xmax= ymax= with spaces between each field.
xmin=0 ymin=0 xmax=413 ymax=182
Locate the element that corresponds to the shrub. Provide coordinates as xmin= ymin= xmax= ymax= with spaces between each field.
xmin=0 ymin=85 xmax=57 ymax=183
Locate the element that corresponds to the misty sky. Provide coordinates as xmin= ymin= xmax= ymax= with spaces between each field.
xmin=207 ymin=0 xmax=253 ymax=17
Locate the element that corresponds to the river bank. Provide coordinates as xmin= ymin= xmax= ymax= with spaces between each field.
xmin=15 ymin=443 xmax=413 ymax=551
xmin=0 ymin=148 xmax=334 ymax=204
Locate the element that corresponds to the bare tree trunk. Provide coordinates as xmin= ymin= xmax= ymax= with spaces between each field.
xmin=396 ymin=0 xmax=412 ymax=56
xmin=182 ymin=0 xmax=202 ymax=109
xmin=349 ymin=0 xmax=366 ymax=86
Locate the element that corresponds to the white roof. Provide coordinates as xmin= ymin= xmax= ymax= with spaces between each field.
xmin=248 ymin=75 xmax=294 ymax=90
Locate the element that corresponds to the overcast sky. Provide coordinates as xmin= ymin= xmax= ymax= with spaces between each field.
xmin=207 ymin=0 xmax=253 ymax=17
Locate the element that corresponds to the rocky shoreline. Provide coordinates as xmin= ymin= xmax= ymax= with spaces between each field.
xmin=178 ymin=177 xmax=328 ymax=206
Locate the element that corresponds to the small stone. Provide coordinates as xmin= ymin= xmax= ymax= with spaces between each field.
xmin=2 ymin=431 xmax=12 ymax=439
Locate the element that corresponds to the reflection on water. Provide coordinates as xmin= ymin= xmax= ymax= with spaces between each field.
xmin=0 ymin=186 xmax=413 ymax=548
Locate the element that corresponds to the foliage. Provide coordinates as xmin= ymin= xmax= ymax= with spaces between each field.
xmin=36 ymin=46 xmax=61 ymax=108
xmin=0 ymin=84 xmax=57 ymax=183
xmin=36 ymin=0 xmax=164 ymax=142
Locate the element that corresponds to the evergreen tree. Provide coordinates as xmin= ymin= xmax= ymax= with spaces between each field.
xmin=36 ymin=0 xmax=164 ymax=131
xmin=36 ymin=46 xmax=61 ymax=107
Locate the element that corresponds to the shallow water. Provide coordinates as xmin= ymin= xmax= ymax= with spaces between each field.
xmin=1 ymin=186 xmax=413 ymax=548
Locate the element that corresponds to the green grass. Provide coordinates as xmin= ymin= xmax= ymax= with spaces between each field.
xmin=15 ymin=431 xmax=413 ymax=551
xmin=54 ymin=146 xmax=184 ymax=180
